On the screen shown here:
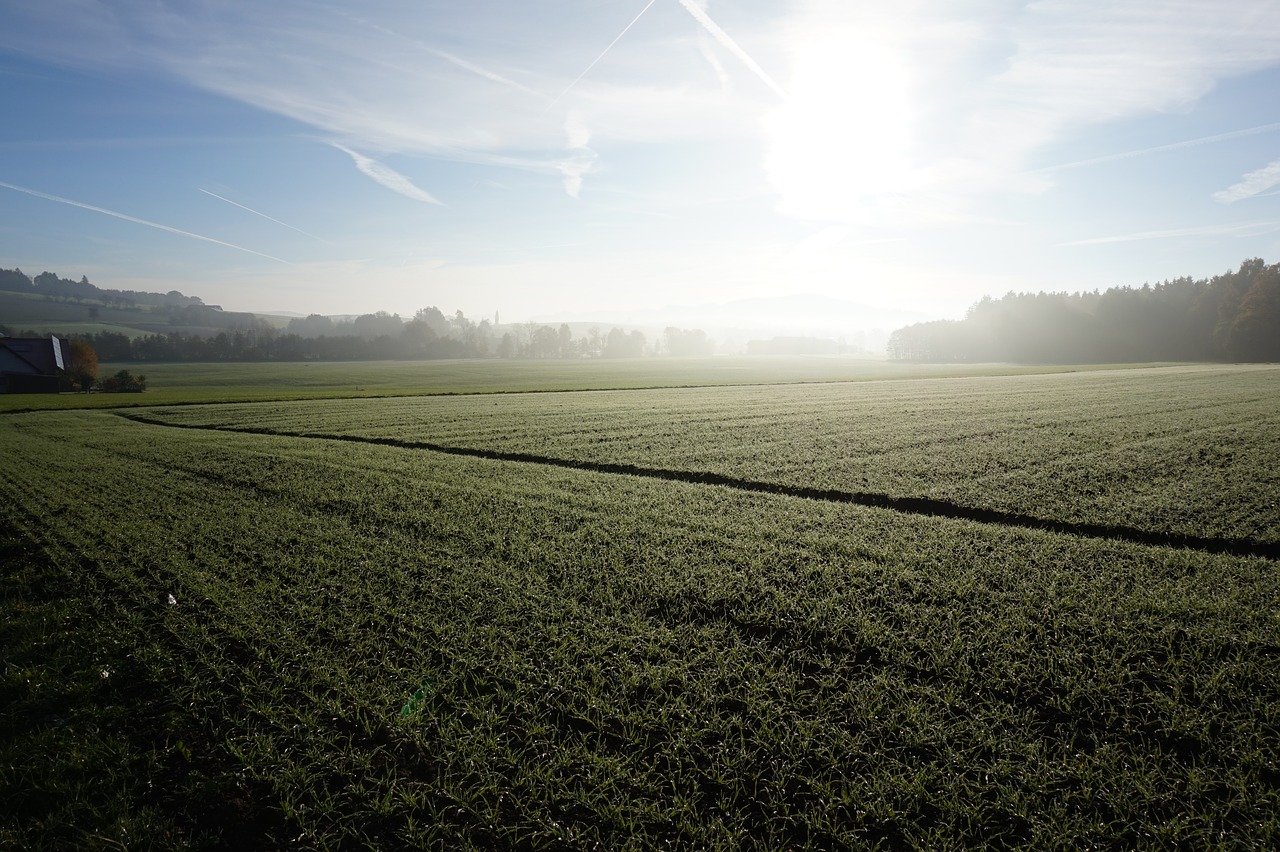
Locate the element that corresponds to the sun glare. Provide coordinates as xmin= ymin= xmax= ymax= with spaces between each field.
xmin=764 ymin=34 xmax=915 ymax=224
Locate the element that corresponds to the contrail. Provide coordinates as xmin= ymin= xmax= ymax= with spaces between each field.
xmin=546 ymin=0 xmax=659 ymax=112
xmin=0 ymin=180 xmax=292 ymax=264
xmin=1039 ymin=122 xmax=1280 ymax=173
xmin=429 ymin=47 xmax=546 ymax=98
xmin=343 ymin=13 xmax=547 ymax=100
xmin=676 ymin=0 xmax=786 ymax=99
xmin=332 ymin=144 xmax=445 ymax=205
xmin=198 ymin=188 xmax=327 ymax=242
xmin=1060 ymin=220 xmax=1280 ymax=246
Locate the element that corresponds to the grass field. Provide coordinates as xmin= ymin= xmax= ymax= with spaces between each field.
xmin=0 ymin=356 xmax=1148 ymax=412
xmin=129 ymin=364 xmax=1280 ymax=547
xmin=3 ymin=363 xmax=1278 ymax=848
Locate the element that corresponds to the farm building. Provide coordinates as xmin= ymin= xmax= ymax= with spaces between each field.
xmin=0 ymin=335 xmax=70 ymax=394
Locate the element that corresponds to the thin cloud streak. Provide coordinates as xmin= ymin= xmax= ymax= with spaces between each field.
xmin=0 ymin=179 xmax=292 ymax=263
xmin=696 ymin=30 xmax=732 ymax=93
xmin=331 ymin=144 xmax=445 ymax=205
xmin=1039 ymin=123 xmax=1280 ymax=173
xmin=675 ymin=0 xmax=785 ymax=99
xmin=343 ymin=13 xmax=547 ymax=100
xmin=1061 ymin=221 xmax=1280 ymax=246
xmin=546 ymin=0 xmax=658 ymax=112
xmin=429 ymin=48 xmax=544 ymax=99
xmin=761 ymin=3 xmax=1280 ymax=228
xmin=198 ymin=188 xmax=327 ymax=241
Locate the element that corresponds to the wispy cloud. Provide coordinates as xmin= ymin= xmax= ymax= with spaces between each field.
xmin=1213 ymin=160 xmax=1280 ymax=204
xmin=0 ymin=0 xmax=777 ymax=180
xmin=761 ymin=2 xmax=1280 ymax=227
xmin=676 ymin=0 xmax=786 ymax=99
xmin=695 ymin=29 xmax=732 ymax=94
xmin=558 ymin=111 xmax=597 ymax=198
xmin=1061 ymin=221 xmax=1280 ymax=246
xmin=0 ymin=179 xmax=291 ymax=263
xmin=6 ymin=0 xmax=1280 ymax=235
xmin=341 ymin=13 xmax=547 ymax=101
xmin=198 ymin=188 xmax=327 ymax=241
xmin=331 ymin=144 xmax=444 ymax=205
xmin=430 ymin=48 xmax=545 ymax=99
xmin=968 ymin=4 xmax=1280 ymax=148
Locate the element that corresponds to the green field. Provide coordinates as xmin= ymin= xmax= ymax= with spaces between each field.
xmin=129 ymin=364 xmax=1280 ymax=546
xmin=0 ymin=288 xmax=168 ymax=335
xmin=3 ymin=364 xmax=1278 ymax=848
xmin=0 ymin=357 xmax=1167 ymax=413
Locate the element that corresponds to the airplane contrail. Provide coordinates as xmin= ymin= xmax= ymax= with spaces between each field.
xmin=0 ymin=180 xmax=292 ymax=264
xmin=343 ymin=13 xmax=547 ymax=100
xmin=1060 ymin=220 xmax=1280 ymax=246
xmin=1039 ymin=122 xmax=1280 ymax=173
xmin=546 ymin=0 xmax=659 ymax=112
xmin=675 ymin=0 xmax=786 ymax=99
xmin=429 ymin=47 xmax=546 ymax=98
xmin=198 ymin=188 xmax=327 ymax=242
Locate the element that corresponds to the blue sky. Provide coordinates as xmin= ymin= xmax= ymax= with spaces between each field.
xmin=2 ymin=0 xmax=1279 ymax=326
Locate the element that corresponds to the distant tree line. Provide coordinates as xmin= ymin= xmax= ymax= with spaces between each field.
xmin=51 ymin=340 xmax=144 ymax=393
xmin=2 ymin=319 xmax=666 ymax=363
xmin=49 ymin=326 xmax=479 ymax=363
xmin=0 ymin=267 xmax=722 ymax=362
xmin=888 ymin=258 xmax=1280 ymax=363
xmin=4 ymin=311 xmax=687 ymax=363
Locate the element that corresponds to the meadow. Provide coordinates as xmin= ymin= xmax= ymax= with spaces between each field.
xmin=0 ymin=356 xmax=1132 ymax=412
xmin=2 ymin=362 xmax=1277 ymax=849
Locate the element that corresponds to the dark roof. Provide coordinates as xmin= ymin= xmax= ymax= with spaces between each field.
xmin=0 ymin=336 xmax=68 ymax=376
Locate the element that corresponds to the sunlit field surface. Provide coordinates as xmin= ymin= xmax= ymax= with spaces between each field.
xmin=0 ymin=356 xmax=1140 ymax=412
xmin=3 ymin=364 xmax=1278 ymax=848
xmin=135 ymin=364 xmax=1280 ymax=545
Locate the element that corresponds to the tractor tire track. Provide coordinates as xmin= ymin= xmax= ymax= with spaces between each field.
xmin=116 ymin=411 xmax=1280 ymax=561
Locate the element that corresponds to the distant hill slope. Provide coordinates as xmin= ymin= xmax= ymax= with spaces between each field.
xmin=0 ymin=288 xmax=270 ymax=338
xmin=0 ymin=268 xmax=268 ymax=339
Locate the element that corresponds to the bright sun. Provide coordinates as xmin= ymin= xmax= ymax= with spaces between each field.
xmin=763 ymin=33 xmax=915 ymax=224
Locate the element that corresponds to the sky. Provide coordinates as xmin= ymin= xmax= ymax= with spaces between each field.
xmin=2 ymin=0 xmax=1280 ymax=329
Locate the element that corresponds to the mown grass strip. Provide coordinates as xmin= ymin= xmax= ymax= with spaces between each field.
xmin=116 ymin=411 xmax=1280 ymax=561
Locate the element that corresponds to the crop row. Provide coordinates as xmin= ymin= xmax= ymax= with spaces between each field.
xmin=135 ymin=365 xmax=1280 ymax=544
xmin=3 ymin=409 xmax=1278 ymax=847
